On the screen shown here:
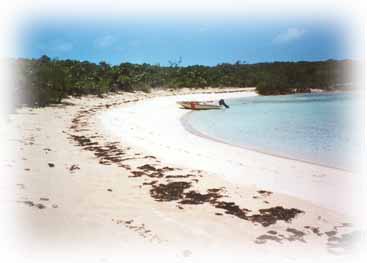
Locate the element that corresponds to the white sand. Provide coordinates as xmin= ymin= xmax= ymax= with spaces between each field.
xmin=1 ymin=88 xmax=363 ymax=262
xmin=100 ymin=90 xmax=361 ymax=218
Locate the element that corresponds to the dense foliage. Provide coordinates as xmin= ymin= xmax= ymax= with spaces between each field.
xmin=11 ymin=55 xmax=355 ymax=107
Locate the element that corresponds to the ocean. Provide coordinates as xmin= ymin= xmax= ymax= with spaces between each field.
xmin=184 ymin=92 xmax=363 ymax=171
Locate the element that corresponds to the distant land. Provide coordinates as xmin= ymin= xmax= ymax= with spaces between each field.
xmin=10 ymin=55 xmax=357 ymax=108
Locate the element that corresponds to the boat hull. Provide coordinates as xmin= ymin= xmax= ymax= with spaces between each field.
xmin=177 ymin=101 xmax=222 ymax=110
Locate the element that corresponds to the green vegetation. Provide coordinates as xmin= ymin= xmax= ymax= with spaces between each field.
xmin=11 ymin=55 xmax=355 ymax=107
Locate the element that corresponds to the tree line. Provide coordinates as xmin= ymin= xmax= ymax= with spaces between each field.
xmin=11 ymin=55 xmax=355 ymax=107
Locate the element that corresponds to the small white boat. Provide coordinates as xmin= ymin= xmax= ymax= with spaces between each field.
xmin=177 ymin=101 xmax=222 ymax=110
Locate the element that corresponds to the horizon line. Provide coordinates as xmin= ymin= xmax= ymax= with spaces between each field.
xmin=9 ymin=55 xmax=356 ymax=67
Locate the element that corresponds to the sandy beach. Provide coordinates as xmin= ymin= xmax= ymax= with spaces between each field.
xmin=100 ymin=90 xmax=360 ymax=216
xmin=0 ymin=88 xmax=363 ymax=262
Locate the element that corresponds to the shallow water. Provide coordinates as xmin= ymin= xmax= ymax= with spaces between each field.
xmin=185 ymin=92 xmax=363 ymax=171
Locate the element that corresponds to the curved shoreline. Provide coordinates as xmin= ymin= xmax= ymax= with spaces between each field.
xmin=99 ymin=90 xmax=359 ymax=217
xmin=180 ymin=111 xmax=352 ymax=173
xmin=4 ymin=88 xmax=362 ymax=260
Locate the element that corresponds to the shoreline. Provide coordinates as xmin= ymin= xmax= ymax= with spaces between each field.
xmin=181 ymin=111 xmax=353 ymax=173
xmin=2 ymin=88 xmax=362 ymax=260
xmin=100 ymin=90 xmax=358 ymax=217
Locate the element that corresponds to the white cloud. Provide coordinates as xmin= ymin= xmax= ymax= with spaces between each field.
xmin=273 ymin=27 xmax=305 ymax=44
xmin=95 ymin=34 xmax=116 ymax=48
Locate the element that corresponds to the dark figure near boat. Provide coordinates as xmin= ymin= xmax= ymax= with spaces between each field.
xmin=219 ymin=99 xmax=230 ymax=108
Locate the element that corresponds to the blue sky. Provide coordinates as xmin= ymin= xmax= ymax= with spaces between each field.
xmin=17 ymin=17 xmax=351 ymax=66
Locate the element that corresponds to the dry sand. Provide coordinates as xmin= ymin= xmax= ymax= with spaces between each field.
xmin=0 ymin=88 xmax=364 ymax=262
xmin=100 ymin=90 xmax=360 ymax=216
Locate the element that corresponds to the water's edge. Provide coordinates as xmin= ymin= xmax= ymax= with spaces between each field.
xmin=181 ymin=110 xmax=351 ymax=173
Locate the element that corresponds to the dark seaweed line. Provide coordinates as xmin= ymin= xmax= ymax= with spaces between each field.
xmin=68 ymin=99 xmax=304 ymax=229
xmin=66 ymin=95 xmax=356 ymax=250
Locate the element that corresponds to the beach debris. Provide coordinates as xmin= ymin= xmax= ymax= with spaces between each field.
xmin=129 ymin=171 xmax=145 ymax=177
xmin=22 ymin=201 xmax=35 ymax=207
xmin=99 ymin=159 xmax=112 ymax=165
xmin=143 ymin=155 xmax=157 ymax=159
xmin=67 ymin=97 xmax=337 ymax=248
xmin=142 ymin=180 xmax=158 ymax=186
xmin=248 ymin=207 xmax=304 ymax=227
xmin=255 ymin=234 xmax=282 ymax=244
xmin=69 ymin=134 xmax=97 ymax=147
xmin=150 ymin=182 xmax=191 ymax=202
xmin=48 ymin=162 xmax=55 ymax=167
xmin=165 ymin=174 xmax=198 ymax=179
xmin=149 ymin=167 xmax=300 ymax=223
xmin=286 ymin=228 xmax=306 ymax=242
xmin=22 ymin=136 xmax=35 ymax=146
xmin=304 ymin=226 xmax=322 ymax=236
xmin=147 ymin=171 xmax=166 ymax=178
xmin=138 ymin=164 xmax=157 ymax=172
xmin=40 ymin=197 xmax=49 ymax=201
xmin=160 ymin=166 xmax=175 ymax=172
xmin=119 ymin=157 xmax=139 ymax=162
xmin=18 ymin=200 xmax=46 ymax=209
xmin=118 ymin=164 xmax=131 ymax=170
xmin=107 ymin=188 xmax=112 ymax=192
xmin=255 ymin=228 xmax=306 ymax=244
xmin=255 ymin=223 xmax=359 ymax=248
xmin=113 ymin=218 xmax=162 ymax=243
xmin=179 ymin=190 xmax=222 ymax=205
xmin=253 ymin=190 xmax=272 ymax=200
xmin=325 ymin=230 xmax=337 ymax=237
xmin=69 ymin=124 xmax=128 ymax=166
xmin=69 ymin=164 xmax=80 ymax=173
xmin=255 ymin=228 xmax=306 ymax=245
xmin=327 ymin=231 xmax=361 ymax=253
xmin=43 ymin=148 xmax=52 ymax=154
xmin=213 ymin=200 xmax=250 ymax=219
xmin=149 ymin=180 xmax=302 ymax=226
xmin=35 ymin=203 xmax=46 ymax=209
xmin=208 ymin=188 xmax=224 ymax=193
xmin=52 ymin=204 xmax=58 ymax=208
xmin=257 ymin=190 xmax=273 ymax=196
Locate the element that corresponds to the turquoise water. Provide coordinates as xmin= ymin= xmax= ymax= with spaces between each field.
xmin=185 ymin=92 xmax=363 ymax=171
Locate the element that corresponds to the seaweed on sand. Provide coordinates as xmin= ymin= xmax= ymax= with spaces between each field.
xmin=248 ymin=207 xmax=304 ymax=227
xmin=150 ymin=182 xmax=192 ymax=201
